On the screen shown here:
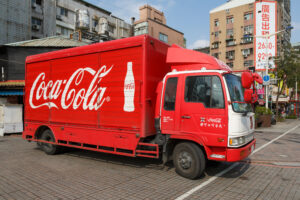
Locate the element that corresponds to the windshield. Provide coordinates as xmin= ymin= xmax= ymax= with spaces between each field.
xmin=224 ymin=74 xmax=252 ymax=113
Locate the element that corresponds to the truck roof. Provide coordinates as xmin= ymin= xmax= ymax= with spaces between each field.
xmin=167 ymin=69 xmax=229 ymax=76
xmin=25 ymin=35 xmax=163 ymax=64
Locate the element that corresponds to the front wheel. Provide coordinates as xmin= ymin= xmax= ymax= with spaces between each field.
xmin=173 ymin=142 xmax=206 ymax=179
xmin=40 ymin=129 xmax=59 ymax=155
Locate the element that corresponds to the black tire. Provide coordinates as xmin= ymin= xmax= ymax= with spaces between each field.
xmin=173 ymin=142 xmax=206 ymax=179
xmin=40 ymin=129 xmax=59 ymax=155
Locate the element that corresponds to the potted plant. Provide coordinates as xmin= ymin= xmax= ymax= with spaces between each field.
xmin=255 ymin=106 xmax=272 ymax=127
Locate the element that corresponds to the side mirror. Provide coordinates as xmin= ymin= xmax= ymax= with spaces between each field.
xmin=241 ymin=72 xmax=253 ymax=89
xmin=244 ymin=89 xmax=258 ymax=103
xmin=244 ymin=89 xmax=253 ymax=103
xmin=253 ymin=73 xmax=263 ymax=84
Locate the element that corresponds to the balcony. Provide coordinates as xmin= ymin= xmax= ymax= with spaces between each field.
xmin=226 ymin=38 xmax=236 ymax=47
xmin=240 ymin=36 xmax=253 ymax=44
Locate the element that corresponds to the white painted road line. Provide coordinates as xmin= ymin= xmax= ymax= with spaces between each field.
xmin=175 ymin=124 xmax=300 ymax=200
xmin=253 ymin=124 xmax=300 ymax=154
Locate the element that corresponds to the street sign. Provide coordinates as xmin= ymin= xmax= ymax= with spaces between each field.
xmin=263 ymin=75 xmax=270 ymax=85
xmin=263 ymin=75 xmax=270 ymax=82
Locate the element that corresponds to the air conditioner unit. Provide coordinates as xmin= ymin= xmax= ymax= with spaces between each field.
xmin=32 ymin=24 xmax=40 ymax=31
xmin=32 ymin=3 xmax=37 ymax=8
xmin=56 ymin=15 xmax=62 ymax=20
xmin=243 ymin=54 xmax=248 ymax=58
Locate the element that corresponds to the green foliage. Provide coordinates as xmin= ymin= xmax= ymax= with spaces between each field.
xmin=275 ymin=45 xmax=300 ymax=88
xmin=286 ymin=114 xmax=297 ymax=119
xmin=255 ymin=106 xmax=272 ymax=119
xmin=274 ymin=44 xmax=300 ymax=117
xmin=276 ymin=116 xmax=285 ymax=122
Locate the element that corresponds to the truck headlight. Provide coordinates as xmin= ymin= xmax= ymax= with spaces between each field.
xmin=229 ymin=136 xmax=246 ymax=147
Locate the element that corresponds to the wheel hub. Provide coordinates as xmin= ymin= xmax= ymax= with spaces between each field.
xmin=178 ymin=152 xmax=192 ymax=169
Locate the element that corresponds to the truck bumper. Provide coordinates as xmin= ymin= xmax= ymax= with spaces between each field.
xmin=226 ymin=139 xmax=256 ymax=162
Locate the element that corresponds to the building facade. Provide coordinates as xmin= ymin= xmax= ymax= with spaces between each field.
xmin=0 ymin=0 xmax=131 ymax=45
xmin=209 ymin=0 xmax=291 ymax=70
xmin=134 ymin=5 xmax=185 ymax=47
xmin=56 ymin=0 xmax=131 ymax=41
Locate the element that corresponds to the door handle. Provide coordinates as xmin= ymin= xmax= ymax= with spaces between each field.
xmin=181 ymin=115 xmax=191 ymax=119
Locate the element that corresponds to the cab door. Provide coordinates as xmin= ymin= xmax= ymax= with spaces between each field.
xmin=180 ymin=74 xmax=227 ymax=144
xmin=161 ymin=77 xmax=180 ymax=132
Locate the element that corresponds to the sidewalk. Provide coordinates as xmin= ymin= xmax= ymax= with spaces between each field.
xmin=255 ymin=118 xmax=300 ymax=133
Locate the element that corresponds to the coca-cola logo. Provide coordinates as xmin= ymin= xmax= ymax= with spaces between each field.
xmin=124 ymin=83 xmax=135 ymax=90
xmin=29 ymin=65 xmax=113 ymax=110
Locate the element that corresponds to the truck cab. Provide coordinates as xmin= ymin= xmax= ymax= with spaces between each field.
xmin=154 ymin=45 xmax=258 ymax=179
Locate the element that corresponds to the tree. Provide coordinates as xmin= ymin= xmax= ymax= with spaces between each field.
xmin=274 ymin=45 xmax=300 ymax=117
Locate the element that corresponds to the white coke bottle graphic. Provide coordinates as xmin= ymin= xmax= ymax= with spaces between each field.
xmin=123 ymin=62 xmax=135 ymax=112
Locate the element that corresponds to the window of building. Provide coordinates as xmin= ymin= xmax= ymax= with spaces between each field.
xmin=244 ymin=12 xmax=253 ymax=20
xmin=244 ymin=25 xmax=253 ymax=34
xmin=226 ymin=29 xmax=234 ymax=36
xmin=242 ymin=48 xmax=253 ymax=57
xmin=226 ymin=39 xmax=235 ymax=46
xmin=244 ymin=60 xmax=254 ymax=67
xmin=56 ymin=25 xmax=72 ymax=36
xmin=241 ymin=36 xmax=253 ymax=44
xmin=226 ymin=62 xmax=233 ymax=68
xmin=212 ymin=52 xmax=219 ymax=58
xmin=134 ymin=22 xmax=148 ymax=36
xmin=214 ymin=20 xmax=219 ymax=27
xmin=92 ymin=19 xmax=98 ymax=28
xmin=58 ymin=7 xmax=68 ymax=17
xmin=226 ymin=50 xmax=235 ymax=59
xmin=184 ymin=76 xmax=224 ymax=108
xmin=32 ymin=0 xmax=42 ymax=5
xmin=226 ymin=16 xmax=234 ymax=24
xmin=211 ymin=42 xmax=219 ymax=49
xmin=108 ymin=24 xmax=115 ymax=33
xmin=214 ymin=31 xmax=219 ymax=37
xmin=159 ymin=33 xmax=168 ymax=43
xmin=32 ymin=17 xmax=42 ymax=25
xmin=164 ymin=77 xmax=178 ymax=110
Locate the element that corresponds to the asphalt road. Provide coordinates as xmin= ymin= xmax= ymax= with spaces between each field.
xmin=0 ymin=119 xmax=299 ymax=200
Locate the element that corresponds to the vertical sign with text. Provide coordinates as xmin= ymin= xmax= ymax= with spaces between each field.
xmin=255 ymin=1 xmax=277 ymax=70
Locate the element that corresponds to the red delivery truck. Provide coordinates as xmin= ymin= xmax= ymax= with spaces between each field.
xmin=23 ymin=35 xmax=261 ymax=179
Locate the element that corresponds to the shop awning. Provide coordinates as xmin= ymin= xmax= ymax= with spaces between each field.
xmin=0 ymin=80 xmax=25 ymax=87
xmin=0 ymin=90 xmax=24 ymax=96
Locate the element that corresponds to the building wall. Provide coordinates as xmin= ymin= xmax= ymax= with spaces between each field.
xmin=0 ymin=0 xmax=131 ymax=45
xmin=31 ymin=0 xmax=56 ymax=39
xmin=0 ymin=46 xmax=65 ymax=80
xmin=56 ymin=0 xmax=131 ymax=40
xmin=0 ymin=0 xmax=31 ymax=45
xmin=134 ymin=5 xmax=184 ymax=47
xmin=210 ymin=3 xmax=255 ymax=70
xmin=210 ymin=0 xmax=291 ymax=71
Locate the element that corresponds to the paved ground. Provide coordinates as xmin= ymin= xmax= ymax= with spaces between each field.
xmin=0 ymin=119 xmax=299 ymax=200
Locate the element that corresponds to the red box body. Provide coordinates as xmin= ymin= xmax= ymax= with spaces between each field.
xmin=24 ymin=35 xmax=170 ymax=154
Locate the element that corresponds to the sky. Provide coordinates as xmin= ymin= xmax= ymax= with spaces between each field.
xmin=86 ymin=0 xmax=300 ymax=49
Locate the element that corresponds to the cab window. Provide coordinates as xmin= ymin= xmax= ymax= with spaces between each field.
xmin=164 ymin=77 xmax=178 ymax=110
xmin=185 ymin=76 xmax=224 ymax=108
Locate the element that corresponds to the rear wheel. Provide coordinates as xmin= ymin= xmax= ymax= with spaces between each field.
xmin=40 ymin=129 xmax=59 ymax=155
xmin=173 ymin=142 xmax=206 ymax=179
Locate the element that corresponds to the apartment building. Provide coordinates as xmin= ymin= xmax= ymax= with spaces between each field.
xmin=209 ymin=0 xmax=291 ymax=70
xmin=134 ymin=5 xmax=185 ymax=47
xmin=56 ymin=0 xmax=131 ymax=41
xmin=0 ymin=0 xmax=54 ymax=45
xmin=0 ymin=0 xmax=131 ymax=45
